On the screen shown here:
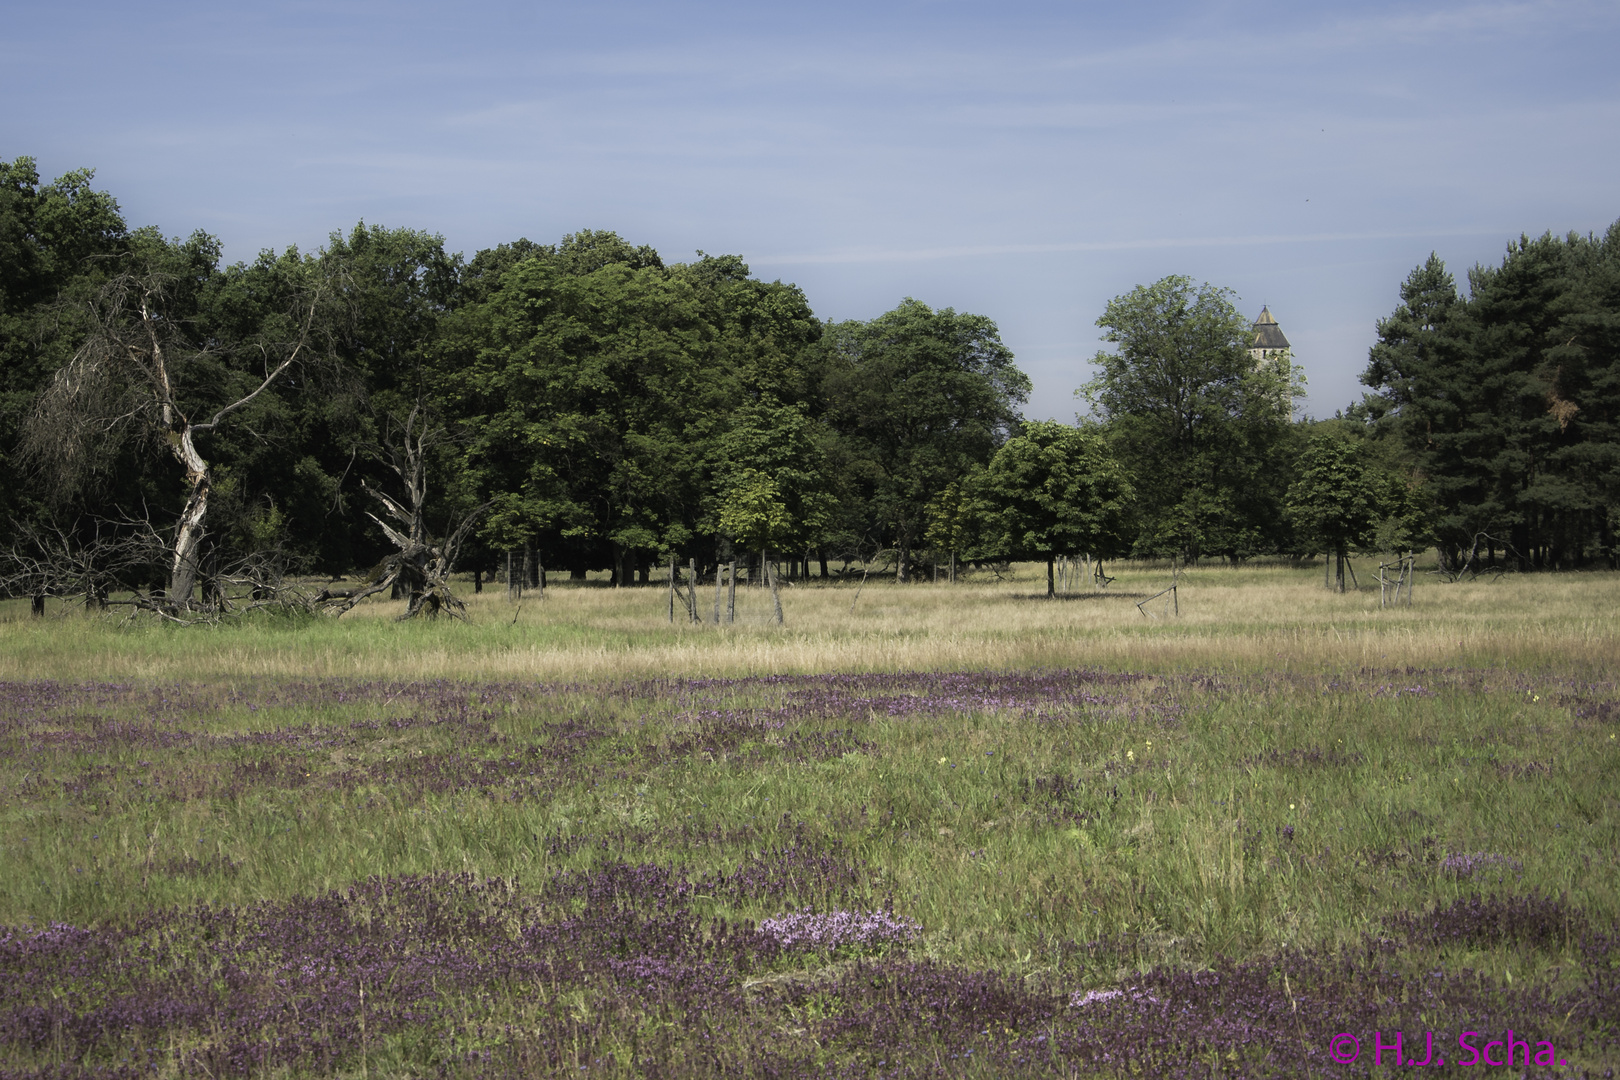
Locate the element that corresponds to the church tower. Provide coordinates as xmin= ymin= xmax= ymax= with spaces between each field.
xmin=1249 ymin=306 xmax=1291 ymax=362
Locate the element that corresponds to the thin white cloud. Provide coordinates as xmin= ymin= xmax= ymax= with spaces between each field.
xmin=751 ymin=228 xmax=1507 ymax=266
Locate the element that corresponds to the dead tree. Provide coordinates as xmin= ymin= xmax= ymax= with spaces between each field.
xmin=3 ymin=511 xmax=316 ymax=624
xmin=1441 ymin=532 xmax=1517 ymax=582
xmin=1 ymin=517 xmax=144 ymax=614
xmin=23 ymin=268 xmax=320 ymax=609
xmin=319 ymin=406 xmax=486 ymax=620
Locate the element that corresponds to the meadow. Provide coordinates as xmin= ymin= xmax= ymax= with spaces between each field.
xmin=0 ymin=561 xmax=1616 ymax=1077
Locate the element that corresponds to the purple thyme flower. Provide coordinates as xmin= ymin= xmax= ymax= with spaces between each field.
xmin=757 ymin=909 xmax=921 ymax=952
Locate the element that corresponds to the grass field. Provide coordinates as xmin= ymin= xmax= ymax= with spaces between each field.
xmin=1 ymin=561 xmax=1616 ymax=1077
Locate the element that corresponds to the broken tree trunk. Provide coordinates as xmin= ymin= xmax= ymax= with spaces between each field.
xmin=320 ymin=405 xmax=486 ymax=621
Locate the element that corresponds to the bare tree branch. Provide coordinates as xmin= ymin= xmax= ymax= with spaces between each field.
xmin=193 ymin=298 xmax=321 ymax=433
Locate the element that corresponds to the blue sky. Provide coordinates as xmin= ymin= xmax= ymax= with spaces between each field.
xmin=4 ymin=1 xmax=1617 ymax=420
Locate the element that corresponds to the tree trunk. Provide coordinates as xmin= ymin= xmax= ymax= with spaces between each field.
xmin=507 ymin=551 xmax=520 ymax=601
xmin=1513 ymin=522 xmax=1531 ymax=572
xmin=1335 ymin=543 xmax=1347 ymax=593
xmin=408 ymin=550 xmax=427 ymax=609
xmin=166 ymin=427 xmax=211 ymax=605
xmin=819 ymin=551 xmax=829 ymax=579
xmin=727 ymin=561 xmax=736 ymax=623
xmin=1047 ymin=555 xmax=1055 ymax=598
xmin=474 ymin=568 xmax=483 ymax=593
xmin=896 ymin=536 xmax=909 ymax=583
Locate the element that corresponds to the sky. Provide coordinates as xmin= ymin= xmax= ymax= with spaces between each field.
xmin=4 ymin=0 xmax=1618 ymax=420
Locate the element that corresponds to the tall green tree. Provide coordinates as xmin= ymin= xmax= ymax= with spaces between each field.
xmin=1361 ymin=225 xmax=1620 ymax=568
xmin=976 ymin=420 xmax=1134 ymax=595
xmin=442 ymin=236 xmax=705 ymax=583
xmin=1284 ymin=432 xmax=1387 ymax=591
xmin=710 ymin=399 xmax=833 ymax=567
xmin=821 ymin=299 xmax=1029 ymax=581
xmin=0 ymin=158 xmax=128 ymax=540
xmin=441 ymin=237 xmax=824 ymax=584
xmin=1080 ymin=275 xmax=1303 ymax=561
xmin=315 ymin=223 xmax=467 ymax=575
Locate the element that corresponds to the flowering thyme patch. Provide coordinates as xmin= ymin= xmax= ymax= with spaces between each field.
xmin=758 ymin=908 xmax=922 ymax=955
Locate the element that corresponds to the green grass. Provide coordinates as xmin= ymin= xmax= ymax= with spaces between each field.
xmin=8 ymin=669 xmax=1614 ymax=960
xmin=2 ymin=561 xmax=1617 ymax=1075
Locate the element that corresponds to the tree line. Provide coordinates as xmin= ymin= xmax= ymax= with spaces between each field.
xmin=1 ymin=156 xmax=1616 ymax=615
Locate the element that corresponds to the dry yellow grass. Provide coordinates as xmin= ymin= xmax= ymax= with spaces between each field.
xmin=1 ymin=559 xmax=1615 ymax=681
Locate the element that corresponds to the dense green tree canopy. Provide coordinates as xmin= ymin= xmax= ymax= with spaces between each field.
xmin=436 ymin=239 xmax=829 ymax=582
xmin=6 ymin=154 xmax=1619 ymax=610
xmin=1080 ymin=275 xmax=1304 ymax=561
xmin=821 ymin=299 xmax=1030 ymax=580
xmin=975 ymin=420 xmax=1134 ymax=594
xmin=1361 ymin=224 xmax=1620 ymax=569
xmin=0 ymin=159 xmax=130 ymax=531
xmin=1283 ymin=431 xmax=1392 ymax=590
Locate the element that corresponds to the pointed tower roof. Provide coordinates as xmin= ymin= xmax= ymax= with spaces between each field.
xmin=1251 ymin=306 xmax=1290 ymax=351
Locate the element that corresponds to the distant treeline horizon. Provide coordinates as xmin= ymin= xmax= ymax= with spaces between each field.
xmin=2 ymin=155 xmax=1617 ymax=607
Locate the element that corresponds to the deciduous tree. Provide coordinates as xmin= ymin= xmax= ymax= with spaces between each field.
xmin=1080 ymin=276 xmax=1302 ymax=561
xmin=976 ymin=420 xmax=1134 ymax=595
xmin=1284 ymin=432 xmax=1385 ymax=591
xmin=822 ymin=299 xmax=1029 ymax=581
